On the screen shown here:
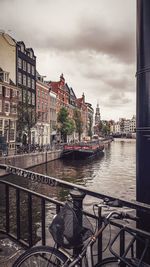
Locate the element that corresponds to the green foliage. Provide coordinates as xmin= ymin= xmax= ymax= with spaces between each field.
xmin=57 ymin=107 xmax=75 ymax=142
xmin=98 ymin=120 xmax=110 ymax=136
xmin=17 ymin=102 xmax=37 ymax=144
xmin=57 ymin=107 xmax=69 ymax=124
xmin=73 ymin=109 xmax=83 ymax=141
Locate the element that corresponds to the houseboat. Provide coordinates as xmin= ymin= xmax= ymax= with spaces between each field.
xmin=61 ymin=141 xmax=104 ymax=159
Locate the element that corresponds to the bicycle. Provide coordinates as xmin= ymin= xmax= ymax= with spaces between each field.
xmin=13 ymin=198 xmax=150 ymax=267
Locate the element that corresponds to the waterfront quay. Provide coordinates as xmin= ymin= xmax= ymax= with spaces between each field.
xmin=0 ymin=148 xmax=62 ymax=169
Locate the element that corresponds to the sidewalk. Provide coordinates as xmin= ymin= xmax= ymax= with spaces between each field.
xmin=0 ymin=233 xmax=23 ymax=267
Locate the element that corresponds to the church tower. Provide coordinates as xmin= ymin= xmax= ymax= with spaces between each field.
xmin=95 ymin=103 xmax=101 ymax=125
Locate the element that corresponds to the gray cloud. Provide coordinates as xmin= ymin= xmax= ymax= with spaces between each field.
xmin=19 ymin=18 xmax=135 ymax=65
xmin=104 ymin=92 xmax=131 ymax=107
xmin=0 ymin=0 xmax=136 ymax=120
xmin=0 ymin=0 xmax=136 ymax=65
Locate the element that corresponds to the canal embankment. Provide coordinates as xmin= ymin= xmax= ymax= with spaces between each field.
xmin=0 ymin=149 xmax=62 ymax=175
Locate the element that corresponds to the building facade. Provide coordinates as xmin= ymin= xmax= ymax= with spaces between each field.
xmin=49 ymin=90 xmax=57 ymax=144
xmin=34 ymin=73 xmax=50 ymax=146
xmin=0 ymin=32 xmax=36 ymax=144
xmin=49 ymin=74 xmax=69 ymax=114
xmin=0 ymin=69 xmax=20 ymax=155
xmin=76 ymin=93 xmax=88 ymax=139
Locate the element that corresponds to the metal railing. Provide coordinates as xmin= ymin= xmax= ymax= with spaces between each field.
xmin=0 ymin=164 xmax=150 ymax=264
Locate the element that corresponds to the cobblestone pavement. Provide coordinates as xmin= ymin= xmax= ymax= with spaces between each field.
xmin=0 ymin=233 xmax=24 ymax=267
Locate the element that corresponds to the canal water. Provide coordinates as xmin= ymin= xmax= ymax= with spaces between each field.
xmin=0 ymin=139 xmax=136 ymax=245
xmin=3 ymin=139 xmax=136 ymax=201
xmin=31 ymin=139 xmax=136 ymax=200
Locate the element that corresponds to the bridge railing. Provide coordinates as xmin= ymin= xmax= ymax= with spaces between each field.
xmin=1 ymin=164 xmax=150 ymax=264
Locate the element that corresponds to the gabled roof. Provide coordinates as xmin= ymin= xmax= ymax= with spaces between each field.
xmin=49 ymin=81 xmax=60 ymax=93
xmin=0 ymin=67 xmax=16 ymax=86
xmin=70 ymin=87 xmax=76 ymax=98
xmin=17 ymin=41 xmax=36 ymax=57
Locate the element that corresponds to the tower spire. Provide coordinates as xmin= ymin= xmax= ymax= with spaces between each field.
xmin=95 ymin=103 xmax=101 ymax=125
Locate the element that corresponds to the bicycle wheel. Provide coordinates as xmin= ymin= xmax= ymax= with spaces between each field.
xmin=95 ymin=257 xmax=119 ymax=266
xmin=13 ymin=245 xmax=69 ymax=267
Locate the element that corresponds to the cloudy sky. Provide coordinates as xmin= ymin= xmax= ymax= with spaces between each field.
xmin=0 ymin=0 xmax=136 ymax=121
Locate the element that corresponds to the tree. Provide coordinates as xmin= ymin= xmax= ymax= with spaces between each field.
xmin=16 ymin=103 xmax=37 ymax=145
xmin=73 ymin=109 xmax=83 ymax=141
xmin=57 ymin=107 xmax=75 ymax=142
xmin=98 ymin=121 xmax=103 ymax=133
xmin=98 ymin=120 xmax=110 ymax=137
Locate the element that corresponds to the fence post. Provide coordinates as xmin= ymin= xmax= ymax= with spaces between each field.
xmin=97 ymin=206 xmax=102 ymax=263
xmin=70 ymin=189 xmax=86 ymax=259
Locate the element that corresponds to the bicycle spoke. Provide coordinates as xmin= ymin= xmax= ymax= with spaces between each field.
xmin=13 ymin=246 xmax=67 ymax=267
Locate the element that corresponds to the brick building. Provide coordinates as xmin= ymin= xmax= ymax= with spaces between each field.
xmin=0 ymin=69 xmax=20 ymax=155
xmin=0 ymin=32 xmax=36 ymax=144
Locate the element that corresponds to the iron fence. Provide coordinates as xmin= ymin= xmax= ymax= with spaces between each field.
xmin=0 ymin=164 xmax=150 ymax=264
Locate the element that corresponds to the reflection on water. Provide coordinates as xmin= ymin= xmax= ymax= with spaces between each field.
xmin=3 ymin=139 xmax=136 ymax=201
xmin=31 ymin=139 xmax=136 ymax=201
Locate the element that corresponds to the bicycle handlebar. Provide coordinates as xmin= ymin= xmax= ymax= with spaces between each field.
xmin=105 ymin=211 xmax=138 ymax=222
xmin=104 ymin=198 xmax=123 ymax=207
xmin=95 ymin=198 xmax=123 ymax=208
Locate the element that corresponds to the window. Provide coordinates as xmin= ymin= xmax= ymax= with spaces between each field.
xmin=10 ymin=121 xmax=15 ymax=129
xmin=4 ymin=120 xmax=9 ymax=128
xmin=38 ymin=111 xmax=41 ymax=118
xmin=0 ymin=85 xmax=2 ymax=95
xmin=32 ymin=93 xmax=35 ymax=105
xmin=27 ymin=77 xmax=31 ymax=88
xmin=0 ymin=100 xmax=2 ymax=112
xmin=31 ymin=65 xmax=35 ymax=75
xmin=21 ymin=44 xmax=24 ymax=52
xmin=18 ymin=58 xmax=22 ymax=69
xmin=11 ymin=103 xmax=17 ymax=114
xmin=0 ymin=119 xmax=3 ymax=128
xmin=23 ymin=90 xmax=26 ymax=103
xmin=12 ymin=89 xmax=18 ymax=98
xmin=38 ymin=100 xmax=40 ymax=109
xmin=4 ymin=102 xmax=10 ymax=113
xmin=38 ymin=90 xmax=40 ymax=97
xmin=9 ymin=129 xmax=15 ymax=141
xmin=4 ymin=72 xmax=9 ymax=83
xmin=10 ymin=143 xmax=15 ymax=149
xmin=18 ymin=72 xmax=22 ymax=84
xmin=32 ymin=79 xmax=35 ymax=89
xmin=28 ymin=91 xmax=31 ymax=104
xmin=23 ymin=75 xmax=26 ymax=86
xmin=27 ymin=63 xmax=31 ymax=73
xmin=45 ymin=113 xmax=48 ymax=121
xmin=23 ymin=60 xmax=26 ymax=71
xmin=5 ymin=88 xmax=10 ymax=97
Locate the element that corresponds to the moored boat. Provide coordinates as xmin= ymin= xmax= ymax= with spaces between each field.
xmin=61 ymin=141 xmax=104 ymax=159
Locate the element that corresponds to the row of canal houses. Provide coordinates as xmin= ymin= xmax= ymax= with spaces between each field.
xmin=0 ymin=32 xmax=94 ymax=155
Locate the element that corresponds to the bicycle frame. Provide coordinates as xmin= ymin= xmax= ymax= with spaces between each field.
xmin=66 ymin=211 xmax=120 ymax=267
